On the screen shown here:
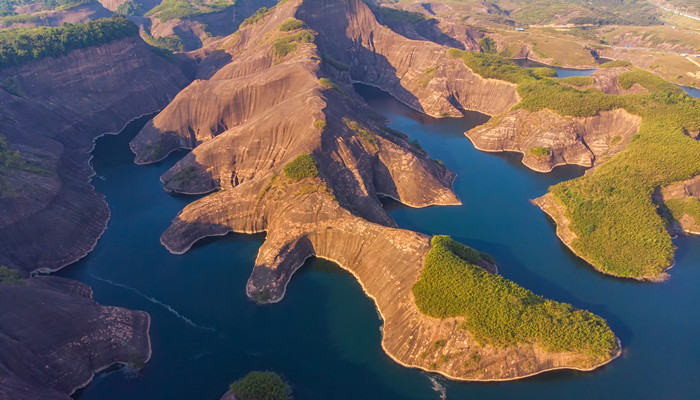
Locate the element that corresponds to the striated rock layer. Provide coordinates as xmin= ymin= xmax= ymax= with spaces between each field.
xmin=0 ymin=36 xmax=190 ymax=275
xmin=0 ymin=277 xmax=151 ymax=400
xmin=140 ymin=0 xmax=619 ymax=381
xmin=466 ymin=108 xmax=642 ymax=172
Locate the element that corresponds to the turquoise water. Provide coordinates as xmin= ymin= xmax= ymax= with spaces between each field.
xmin=60 ymin=82 xmax=700 ymax=399
xmin=511 ymin=58 xmax=596 ymax=77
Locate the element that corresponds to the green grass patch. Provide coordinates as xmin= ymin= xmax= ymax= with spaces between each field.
xmin=532 ymin=67 xmax=557 ymax=78
xmin=451 ymin=49 xmax=700 ymax=278
xmin=240 ymin=6 xmax=270 ymax=27
xmin=271 ymin=29 xmax=314 ymax=59
xmin=229 ymin=371 xmax=290 ymax=400
xmin=529 ymin=146 xmax=551 ymax=159
xmin=413 ymin=236 xmax=617 ymax=357
xmin=343 ymin=118 xmax=379 ymax=153
xmin=279 ymin=18 xmax=303 ymax=31
xmin=322 ymin=54 xmax=349 ymax=71
xmin=145 ymin=0 xmax=233 ymax=22
xmin=0 ymin=265 xmax=24 ymax=285
xmin=560 ymin=76 xmax=594 ymax=87
xmin=0 ymin=15 xmax=138 ymax=68
xmin=599 ymin=59 xmax=632 ymax=68
xmin=283 ymin=153 xmax=318 ymax=181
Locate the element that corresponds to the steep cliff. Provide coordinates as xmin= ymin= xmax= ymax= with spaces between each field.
xmin=0 ymin=36 xmax=189 ymax=275
xmin=140 ymin=0 xmax=619 ymax=381
xmin=466 ymin=108 xmax=642 ymax=172
xmin=0 ymin=276 xmax=150 ymax=400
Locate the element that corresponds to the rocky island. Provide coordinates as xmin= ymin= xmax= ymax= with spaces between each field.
xmin=132 ymin=0 xmax=620 ymax=381
xmin=3 ymin=0 xmax=699 ymax=396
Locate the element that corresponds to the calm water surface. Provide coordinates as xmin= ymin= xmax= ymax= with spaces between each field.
xmin=60 ymin=81 xmax=700 ymax=399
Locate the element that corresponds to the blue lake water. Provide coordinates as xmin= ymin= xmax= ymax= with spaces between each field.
xmin=681 ymin=85 xmax=700 ymax=98
xmin=60 ymin=81 xmax=700 ymax=399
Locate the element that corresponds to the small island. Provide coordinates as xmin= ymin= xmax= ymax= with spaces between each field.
xmin=221 ymin=371 xmax=291 ymax=400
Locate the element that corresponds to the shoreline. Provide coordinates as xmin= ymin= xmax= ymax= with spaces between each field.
xmin=247 ymin=249 xmax=622 ymax=382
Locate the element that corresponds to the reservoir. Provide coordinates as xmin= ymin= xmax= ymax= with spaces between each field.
xmin=61 ymin=81 xmax=700 ymax=399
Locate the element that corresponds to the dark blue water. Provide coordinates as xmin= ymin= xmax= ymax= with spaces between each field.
xmin=511 ymin=58 xmax=596 ymax=77
xmin=681 ymin=85 xmax=700 ymax=98
xmin=60 ymin=80 xmax=700 ymax=399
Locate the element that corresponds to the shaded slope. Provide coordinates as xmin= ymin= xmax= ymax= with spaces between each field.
xmin=138 ymin=0 xmax=620 ymax=381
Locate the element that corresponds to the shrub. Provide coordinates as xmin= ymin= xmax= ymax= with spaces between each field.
xmin=229 ymin=371 xmax=290 ymax=400
xmin=283 ymin=153 xmax=318 ymax=181
xmin=322 ymin=54 xmax=349 ymax=71
xmin=412 ymin=236 xmax=618 ymax=357
xmin=279 ymin=18 xmax=304 ymax=31
xmin=146 ymin=0 xmax=233 ymax=22
xmin=599 ymin=59 xmax=632 ymax=68
xmin=478 ymin=37 xmax=497 ymax=54
xmin=343 ymin=118 xmax=379 ymax=153
xmin=560 ymin=76 xmax=594 ymax=88
xmin=529 ymin=146 xmax=551 ymax=158
xmin=532 ymin=67 xmax=557 ymax=78
xmin=115 ymin=0 xmax=145 ymax=16
xmin=240 ymin=6 xmax=270 ymax=27
xmin=314 ymin=120 xmax=326 ymax=130
xmin=271 ymin=29 xmax=314 ymax=58
xmin=0 ymin=265 xmax=24 ymax=285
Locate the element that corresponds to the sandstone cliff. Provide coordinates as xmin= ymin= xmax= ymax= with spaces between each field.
xmin=139 ymin=0 xmax=619 ymax=381
xmin=466 ymin=108 xmax=642 ymax=172
xmin=0 ymin=276 xmax=150 ymax=400
xmin=0 ymin=36 xmax=189 ymax=276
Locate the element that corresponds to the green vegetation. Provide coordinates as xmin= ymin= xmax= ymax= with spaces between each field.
xmin=279 ymin=18 xmax=303 ymax=31
xmin=271 ymin=29 xmax=314 ymax=59
xmin=496 ymin=0 xmax=661 ymax=26
xmin=240 ymin=6 xmax=270 ymax=27
xmin=529 ymin=146 xmax=551 ymax=159
xmin=145 ymin=0 xmax=233 ymax=22
xmin=0 ymin=265 xmax=24 ymax=285
xmin=381 ymin=126 xmax=408 ymax=139
xmin=0 ymin=15 xmax=138 ymax=68
xmin=560 ymin=75 xmax=594 ymax=88
xmin=450 ymin=49 xmax=700 ymax=278
xmin=322 ymin=54 xmax=349 ymax=71
xmin=167 ymin=165 xmax=196 ymax=187
xmin=372 ymin=5 xmax=426 ymax=24
xmin=665 ymin=198 xmax=700 ymax=226
xmin=343 ymin=118 xmax=379 ymax=153
xmin=141 ymin=29 xmax=184 ymax=53
xmin=478 ymin=37 xmax=497 ymax=54
xmin=0 ymin=12 xmax=45 ymax=27
xmin=1 ymin=134 xmax=49 ymax=196
xmin=314 ymin=120 xmax=326 ymax=130
xmin=599 ymin=59 xmax=632 ymax=69
xmin=229 ymin=371 xmax=290 ymax=400
xmin=532 ymin=67 xmax=557 ymax=78
xmin=0 ymin=0 xmax=90 ymax=16
xmin=413 ymin=236 xmax=617 ymax=357
xmin=319 ymin=77 xmax=343 ymax=94
xmin=283 ymin=153 xmax=318 ymax=181
xmin=115 ymin=0 xmax=145 ymax=16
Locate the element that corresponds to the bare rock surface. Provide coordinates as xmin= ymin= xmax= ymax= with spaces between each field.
xmin=0 ymin=36 xmax=189 ymax=275
xmin=466 ymin=108 xmax=642 ymax=172
xmin=0 ymin=276 xmax=150 ymax=400
xmin=142 ymin=0 xmax=619 ymax=381
xmin=660 ymin=175 xmax=700 ymax=235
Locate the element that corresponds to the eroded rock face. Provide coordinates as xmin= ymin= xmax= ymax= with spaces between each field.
xmin=466 ymin=108 xmax=642 ymax=172
xmin=591 ymin=67 xmax=649 ymax=95
xmin=660 ymin=175 xmax=700 ymax=235
xmin=0 ymin=36 xmax=189 ymax=275
xmin=142 ymin=0 xmax=618 ymax=381
xmin=0 ymin=277 xmax=150 ymax=400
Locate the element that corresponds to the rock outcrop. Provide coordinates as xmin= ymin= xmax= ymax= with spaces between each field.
xmin=660 ymin=175 xmax=700 ymax=235
xmin=465 ymin=108 xmax=642 ymax=172
xmin=0 ymin=36 xmax=189 ymax=276
xmin=0 ymin=276 xmax=150 ymax=400
xmin=139 ymin=0 xmax=619 ymax=381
